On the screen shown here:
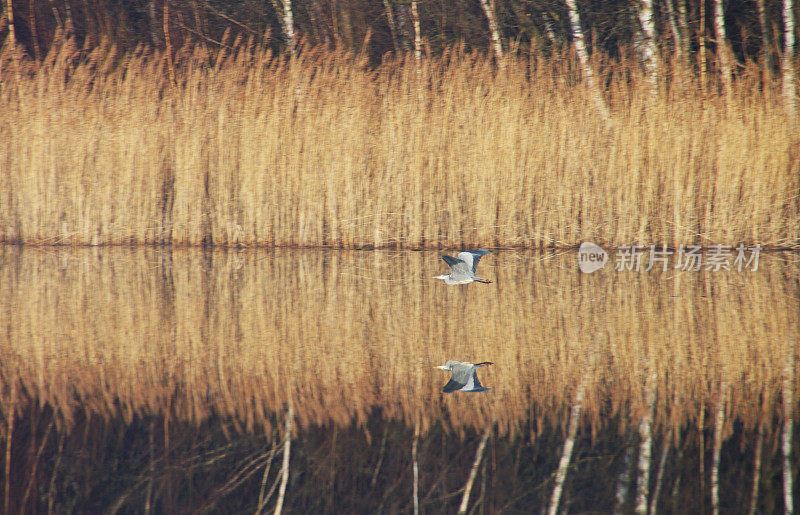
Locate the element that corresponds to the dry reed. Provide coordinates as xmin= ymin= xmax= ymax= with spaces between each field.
xmin=0 ymin=44 xmax=798 ymax=248
xmin=0 ymin=247 xmax=797 ymax=437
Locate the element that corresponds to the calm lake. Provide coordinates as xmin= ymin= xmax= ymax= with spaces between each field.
xmin=1 ymin=246 xmax=798 ymax=513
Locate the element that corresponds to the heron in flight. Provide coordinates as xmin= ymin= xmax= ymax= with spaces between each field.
xmin=434 ymin=249 xmax=493 ymax=285
xmin=435 ymin=360 xmax=493 ymax=393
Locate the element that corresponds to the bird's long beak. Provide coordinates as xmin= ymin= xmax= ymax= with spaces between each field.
xmin=435 ymin=365 xmax=449 ymax=370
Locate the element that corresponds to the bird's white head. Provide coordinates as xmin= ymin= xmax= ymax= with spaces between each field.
xmin=435 ymin=364 xmax=450 ymax=370
xmin=433 ymin=274 xmax=450 ymax=281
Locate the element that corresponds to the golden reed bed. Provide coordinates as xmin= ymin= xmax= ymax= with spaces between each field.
xmin=0 ymin=45 xmax=798 ymax=248
xmin=0 ymin=246 xmax=797 ymax=437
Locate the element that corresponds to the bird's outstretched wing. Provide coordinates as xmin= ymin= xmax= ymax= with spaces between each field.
xmin=442 ymin=376 xmax=467 ymax=393
xmin=443 ymin=363 xmax=475 ymax=393
xmin=441 ymin=254 xmax=472 ymax=281
xmin=465 ymin=371 xmax=484 ymax=391
xmin=457 ymin=250 xmax=491 ymax=273
xmin=441 ymin=255 xmax=463 ymax=267
xmin=459 ymin=371 xmax=490 ymax=392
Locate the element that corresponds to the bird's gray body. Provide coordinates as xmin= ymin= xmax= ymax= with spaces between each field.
xmin=436 ymin=360 xmax=492 ymax=393
xmin=435 ymin=249 xmax=492 ymax=285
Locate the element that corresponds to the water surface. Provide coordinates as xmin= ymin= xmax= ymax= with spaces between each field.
xmin=1 ymin=247 xmax=798 ymax=512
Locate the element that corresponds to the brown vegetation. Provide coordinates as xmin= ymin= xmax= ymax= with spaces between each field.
xmin=0 ymin=246 xmax=797 ymax=436
xmin=0 ymin=44 xmax=798 ymax=249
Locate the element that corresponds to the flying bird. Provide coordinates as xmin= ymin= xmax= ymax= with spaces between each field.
xmin=435 ymin=360 xmax=493 ymax=393
xmin=434 ymin=249 xmax=493 ymax=285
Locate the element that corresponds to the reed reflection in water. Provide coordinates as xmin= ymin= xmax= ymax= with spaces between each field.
xmin=0 ymin=246 xmax=799 ymax=511
xmin=1 ymin=247 xmax=799 ymax=433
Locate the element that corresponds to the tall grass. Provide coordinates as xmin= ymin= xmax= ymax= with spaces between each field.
xmin=0 ymin=247 xmax=797 ymax=436
xmin=0 ymin=43 xmax=798 ymax=248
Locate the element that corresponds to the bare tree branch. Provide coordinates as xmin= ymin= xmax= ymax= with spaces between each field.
xmin=458 ymin=422 xmax=492 ymax=514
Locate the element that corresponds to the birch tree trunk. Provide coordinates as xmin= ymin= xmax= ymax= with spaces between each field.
xmin=164 ymin=1 xmax=176 ymax=84
xmin=756 ymin=0 xmax=771 ymax=81
xmin=615 ymin=439 xmax=636 ymax=515
xmin=305 ymin=0 xmax=330 ymax=46
xmin=711 ymin=384 xmax=727 ymax=515
xmin=64 ymin=0 xmax=74 ymax=35
xmin=392 ymin=4 xmax=413 ymax=51
xmin=29 ymin=0 xmax=40 ymax=59
xmin=148 ymin=0 xmax=160 ymax=46
xmin=635 ymin=372 xmax=657 ymax=514
xmin=697 ymin=404 xmax=707 ymax=509
xmin=669 ymin=439 xmax=685 ymax=512
xmin=411 ymin=0 xmax=421 ymax=62
xmin=699 ymin=0 xmax=708 ymax=88
xmin=542 ymin=14 xmax=557 ymax=46
xmin=3 ymin=382 xmax=16 ymax=515
xmin=783 ymin=0 xmax=797 ymax=117
xmin=664 ymin=0 xmax=684 ymax=60
xmin=548 ymin=379 xmax=586 ymax=515
xmin=478 ymin=0 xmax=504 ymax=67
xmin=382 ymin=0 xmax=400 ymax=54
xmin=676 ymin=0 xmax=690 ymax=62
xmin=782 ymin=350 xmax=795 ymax=514
xmin=712 ymin=0 xmax=733 ymax=95
xmin=47 ymin=0 xmax=63 ymax=31
xmin=748 ymin=420 xmax=764 ymax=515
xmin=564 ymin=0 xmax=611 ymax=123
xmin=144 ymin=419 xmax=156 ymax=515
xmin=370 ymin=427 xmax=388 ymax=487
xmin=649 ymin=433 xmax=670 ymax=515
xmin=636 ymin=0 xmax=660 ymax=92
xmin=274 ymin=404 xmax=293 ymax=515
xmin=271 ymin=0 xmax=296 ymax=56
xmin=410 ymin=0 xmax=423 ymax=103
xmin=282 ymin=0 xmax=296 ymax=56
xmin=2 ymin=0 xmax=18 ymax=62
xmin=256 ymin=438 xmax=280 ymax=513
xmin=457 ymin=424 xmax=492 ymax=514
xmin=412 ymin=424 xmax=420 ymax=515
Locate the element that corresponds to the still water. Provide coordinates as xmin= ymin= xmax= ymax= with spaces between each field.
xmin=1 ymin=246 xmax=798 ymax=512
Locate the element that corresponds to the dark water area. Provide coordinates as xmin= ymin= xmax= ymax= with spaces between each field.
xmin=1 ymin=246 xmax=798 ymax=512
xmin=3 ymin=406 xmax=799 ymax=513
